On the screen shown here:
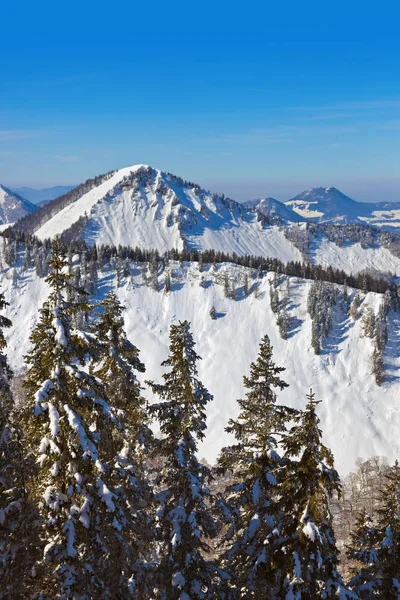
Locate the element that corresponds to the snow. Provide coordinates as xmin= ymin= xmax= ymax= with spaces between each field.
xmin=3 ymin=256 xmax=400 ymax=476
xmin=247 ymin=513 xmax=261 ymax=538
xmin=302 ymin=521 xmax=320 ymax=543
xmin=54 ymin=308 xmax=67 ymax=347
xmin=96 ymin=479 xmax=115 ymax=512
xmin=172 ymin=572 xmax=186 ymax=587
xmin=47 ymin=402 xmax=60 ymax=438
xmin=310 ymin=234 xmax=400 ymax=276
xmin=63 ymin=518 xmax=78 ymax=557
xmin=34 ymin=379 xmax=55 ymax=415
xmin=63 ymin=404 xmax=104 ymax=471
xmin=0 ymin=185 xmax=36 ymax=224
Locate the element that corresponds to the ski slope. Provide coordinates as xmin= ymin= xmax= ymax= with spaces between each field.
xmin=3 ymin=257 xmax=400 ymax=476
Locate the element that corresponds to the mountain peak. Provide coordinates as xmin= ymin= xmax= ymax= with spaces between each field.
xmin=0 ymin=185 xmax=37 ymax=224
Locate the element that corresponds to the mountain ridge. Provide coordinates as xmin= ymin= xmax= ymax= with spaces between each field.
xmin=0 ymin=184 xmax=37 ymax=224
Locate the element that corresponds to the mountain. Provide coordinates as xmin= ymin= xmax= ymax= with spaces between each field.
xmin=4 ymin=163 xmax=400 ymax=475
xmin=242 ymin=196 xmax=304 ymax=222
xmin=2 ymin=252 xmax=399 ymax=476
xmin=0 ymin=185 xmax=37 ymax=224
xmin=13 ymin=166 xmax=400 ymax=279
xmin=286 ymin=186 xmax=400 ymax=229
xmin=286 ymin=186 xmax=364 ymax=222
xmin=17 ymin=164 xmax=302 ymax=263
xmin=13 ymin=185 xmax=76 ymax=205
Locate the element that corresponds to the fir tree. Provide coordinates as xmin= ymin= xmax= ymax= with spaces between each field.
xmin=349 ymin=292 xmax=361 ymax=320
xmin=375 ymin=460 xmax=400 ymax=599
xmin=19 ymin=239 xmax=142 ymax=599
xmin=147 ymin=321 xmax=219 ymax=600
xmin=217 ymin=334 xmax=295 ymax=599
xmin=361 ymin=305 xmax=375 ymax=338
xmin=346 ymin=509 xmax=380 ymax=599
xmin=90 ymin=292 xmax=155 ymax=597
xmin=280 ymin=390 xmax=356 ymax=599
xmin=0 ymin=290 xmax=36 ymax=598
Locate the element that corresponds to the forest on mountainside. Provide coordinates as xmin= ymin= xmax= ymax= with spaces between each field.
xmin=2 ymin=239 xmax=400 ymax=599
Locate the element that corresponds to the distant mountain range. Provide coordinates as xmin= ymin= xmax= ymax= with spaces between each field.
xmin=0 ymin=185 xmax=36 ymax=224
xmin=242 ymin=197 xmax=303 ymax=222
xmin=3 ymin=171 xmax=400 ymax=233
xmin=12 ymin=185 xmax=76 ymax=206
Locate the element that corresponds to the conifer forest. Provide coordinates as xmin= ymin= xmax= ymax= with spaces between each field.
xmin=1 ymin=238 xmax=400 ymax=599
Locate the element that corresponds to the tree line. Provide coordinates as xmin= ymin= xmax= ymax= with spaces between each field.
xmin=1 ymin=229 xmax=396 ymax=295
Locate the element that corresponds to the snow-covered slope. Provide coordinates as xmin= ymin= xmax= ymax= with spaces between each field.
xmin=0 ymin=185 xmax=36 ymax=223
xmin=286 ymin=187 xmax=363 ymax=222
xmin=243 ymin=197 xmax=304 ymax=222
xmin=3 ymin=254 xmax=400 ymax=476
xmin=34 ymin=165 xmax=302 ymax=263
xmin=286 ymin=186 xmax=400 ymax=230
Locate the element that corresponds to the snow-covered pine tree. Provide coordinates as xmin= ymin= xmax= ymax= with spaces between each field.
xmin=19 ymin=239 xmax=142 ymax=599
xmin=349 ymin=292 xmax=361 ymax=321
xmin=90 ymin=291 xmax=155 ymax=597
xmin=217 ymin=334 xmax=295 ymax=599
xmin=346 ymin=508 xmax=380 ymax=599
xmin=280 ymin=390 xmax=357 ymax=599
xmin=361 ymin=305 xmax=375 ymax=338
xmin=374 ymin=460 xmax=400 ymax=599
xmin=0 ymin=290 xmax=36 ymax=598
xmin=147 ymin=320 xmax=219 ymax=600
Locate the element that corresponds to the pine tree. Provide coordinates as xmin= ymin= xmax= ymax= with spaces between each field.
xmin=90 ymin=292 xmax=155 ymax=597
xmin=280 ymin=390 xmax=356 ymax=599
xmin=0 ymin=290 xmax=36 ymax=598
xmin=349 ymin=292 xmax=361 ymax=320
xmin=147 ymin=321 xmax=219 ymax=600
xmin=19 ymin=239 xmax=141 ymax=598
xmin=217 ymin=334 xmax=295 ymax=599
xmin=361 ymin=305 xmax=375 ymax=338
xmin=374 ymin=460 xmax=400 ymax=598
xmin=372 ymin=345 xmax=384 ymax=386
xmin=346 ymin=509 xmax=380 ymax=599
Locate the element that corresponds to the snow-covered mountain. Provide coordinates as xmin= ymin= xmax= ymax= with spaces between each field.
xmin=0 ymin=185 xmax=37 ymax=224
xmin=242 ymin=197 xmax=303 ymax=222
xmin=2 ymin=251 xmax=400 ymax=476
xmin=13 ymin=185 xmax=76 ymax=205
xmin=21 ymin=165 xmax=302 ymax=263
xmin=286 ymin=186 xmax=400 ymax=229
xmin=12 ymin=166 xmax=400 ymax=279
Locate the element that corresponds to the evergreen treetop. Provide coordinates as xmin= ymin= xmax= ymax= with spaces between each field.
xmin=147 ymin=320 xmax=219 ymax=600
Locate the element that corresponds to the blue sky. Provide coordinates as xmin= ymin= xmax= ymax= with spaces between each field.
xmin=1 ymin=0 xmax=400 ymax=202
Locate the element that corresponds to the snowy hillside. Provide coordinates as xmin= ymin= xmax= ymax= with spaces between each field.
xmin=0 ymin=185 xmax=36 ymax=223
xmin=33 ymin=165 xmax=302 ymax=263
xmin=242 ymin=197 xmax=303 ymax=222
xmin=3 ymin=253 xmax=400 ymax=476
xmin=286 ymin=186 xmax=400 ymax=229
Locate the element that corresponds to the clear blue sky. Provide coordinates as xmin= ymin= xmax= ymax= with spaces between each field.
xmin=1 ymin=0 xmax=400 ymax=202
